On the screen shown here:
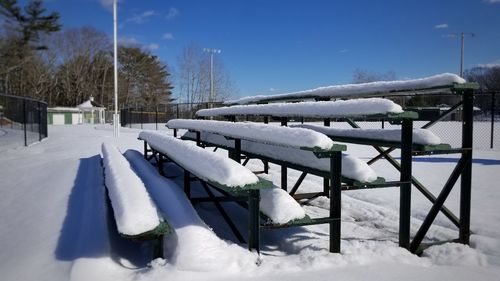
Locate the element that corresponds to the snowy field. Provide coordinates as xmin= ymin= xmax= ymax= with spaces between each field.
xmin=1 ymin=124 xmax=500 ymax=281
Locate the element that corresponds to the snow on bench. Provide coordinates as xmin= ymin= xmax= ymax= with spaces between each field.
xmin=101 ymin=142 xmax=170 ymax=238
xmin=182 ymin=131 xmax=378 ymax=184
xmin=138 ymin=131 xmax=307 ymax=224
xmin=197 ymin=98 xmax=409 ymax=119
xmin=166 ymin=119 xmax=335 ymax=150
xmin=138 ymin=131 xmax=261 ymax=189
xmin=123 ymin=149 xmax=258 ymax=270
xmin=225 ymin=73 xmax=466 ymax=105
xmin=291 ymin=124 xmax=453 ymax=152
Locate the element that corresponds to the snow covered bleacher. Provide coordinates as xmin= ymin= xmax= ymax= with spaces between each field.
xmin=101 ymin=142 xmax=171 ymax=259
xmin=138 ymin=131 xmax=320 ymax=252
xmin=224 ymin=73 xmax=466 ymax=105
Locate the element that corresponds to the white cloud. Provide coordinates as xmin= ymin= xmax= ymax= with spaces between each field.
xmin=166 ymin=7 xmax=179 ymax=20
xmin=127 ymin=10 xmax=156 ymax=24
xmin=434 ymin=23 xmax=448 ymax=29
xmin=146 ymin=43 xmax=160 ymax=50
xmin=477 ymin=59 xmax=500 ymax=68
xmin=162 ymin=32 xmax=174 ymax=40
xmin=269 ymin=88 xmax=278 ymax=92
xmin=118 ymin=36 xmax=140 ymax=46
xmin=339 ymin=49 xmax=349 ymax=53
xmin=484 ymin=0 xmax=500 ymax=3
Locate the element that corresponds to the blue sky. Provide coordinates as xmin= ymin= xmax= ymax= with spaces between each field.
xmin=40 ymin=0 xmax=500 ymax=99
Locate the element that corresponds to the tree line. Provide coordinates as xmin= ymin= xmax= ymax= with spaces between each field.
xmin=0 ymin=0 xmax=174 ymax=109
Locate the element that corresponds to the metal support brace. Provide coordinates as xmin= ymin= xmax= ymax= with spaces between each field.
xmin=330 ymin=152 xmax=342 ymax=253
xmin=281 ymin=117 xmax=288 ymax=127
xmin=143 ymin=141 xmax=148 ymax=159
xmin=196 ymin=131 xmax=201 ymax=147
xmin=281 ymin=165 xmax=287 ymax=191
xmin=158 ymin=154 xmax=165 ymax=176
xmin=289 ymin=172 xmax=307 ymax=196
xmin=173 ymin=128 xmax=177 ymax=138
xmin=459 ymin=89 xmax=474 ymax=244
xmin=410 ymin=155 xmax=469 ymax=252
xmin=152 ymin=235 xmax=164 ymax=259
xmin=399 ymin=119 xmax=413 ymax=249
xmin=234 ymin=138 xmax=242 ymax=164
xmin=200 ymin=182 xmax=245 ymax=243
xmin=248 ymin=189 xmax=260 ymax=253
xmin=323 ymin=118 xmax=331 ymax=197
xmin=184 ymin=170 xmax=191 ymax=199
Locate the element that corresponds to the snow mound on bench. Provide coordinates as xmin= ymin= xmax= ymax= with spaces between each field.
xmin=101 ymin=142 xmax=161 ymax=236
xmin=292 ymin=124 xmax=442 ymax=145
xmin=124 ymin=150 xmax=257 ymax=271
xmin=184 ymin=131 xmax=378 ymax=183
xmin=167 ymin=119 xmax=334 ymax=150
xmin=197 ymin=98 xmax=403 ymax=118
xmin=139 ymin=131 xmax=259 ymax=187
xmin=260 ymin=188 xmax=306 ymax=224
xmin=226 ymin=73 xmax=466 ymax=105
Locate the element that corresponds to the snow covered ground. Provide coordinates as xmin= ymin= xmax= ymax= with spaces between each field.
xmin=0 ymin=124 xmax=499 ymax=281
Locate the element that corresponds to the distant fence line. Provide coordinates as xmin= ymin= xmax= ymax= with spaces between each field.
xmin=0 ymin=93 xmax=48 ymax=148
xmin=121 ymin=92 xmax=499 ymax=149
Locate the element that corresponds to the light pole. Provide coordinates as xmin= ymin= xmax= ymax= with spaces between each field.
xmin=113 ymin=0 xmax=120 ymax=137
xmin=448 ymin=32 xmax=474 ymax=77
xmin=203 ymin=48 xmax=221 ymax=108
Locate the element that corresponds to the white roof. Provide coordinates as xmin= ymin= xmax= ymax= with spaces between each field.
xmin=77 ymin=99 xmax=105 ymax=109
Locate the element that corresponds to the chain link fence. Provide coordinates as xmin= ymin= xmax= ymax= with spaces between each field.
xmin=0 ymin=94 xmax=48 ymax=151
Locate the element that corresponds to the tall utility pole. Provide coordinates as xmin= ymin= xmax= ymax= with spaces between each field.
xmin=203 ymin=48 xmax=221 ymax=108
xmin=448 ymin=32 xmax=474 ymax=77
xmin=113 ymin=0 xmax=120 ymax=137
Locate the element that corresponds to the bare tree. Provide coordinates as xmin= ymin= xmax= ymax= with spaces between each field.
xmin=177 ymin=44 xmax=236 ymax=109
xmin=352 ymin=68 xmax=396 ymax=84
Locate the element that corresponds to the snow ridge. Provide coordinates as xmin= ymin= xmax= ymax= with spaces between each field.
xmin=166 ymin=119 xmax=334 ymax=150
xmin=101 ymin=142 xmax=162 ymax=236
xmin=183 ymin=131 xmax=378 ymax=183
xmin=292 ymin=124 xmax=442 ymax=145
xmin=197 ymin=98 xmax=403 ymax=118
xmin=226 ymin=73 xmax=466 ymax=105
xmin=139 ymin=131 xmax=259 ymax=187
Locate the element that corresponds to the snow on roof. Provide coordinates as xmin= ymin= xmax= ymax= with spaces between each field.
xmin=48 ymin=107 xmax=82 ymax=112
xmin=166 ymin=119 xmax=334 ymax=150
xmin=292 ymin=124 xmax=441 ymax=146
xmin=101 ymin=142 xmax=162 ymax=236
xmin=138 ymin=131 xmax=259 ymax=187
xmin=183 ymin=131 xmax=377 ymax=183
xmin=78 ymin=99 xmax=105 ymax=109
xmin=226 ymin=73 xmax=466 ymax=105
xmin=197 ymin=98 xmax=403 ymax=118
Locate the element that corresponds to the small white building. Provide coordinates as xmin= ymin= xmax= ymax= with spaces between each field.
xmin=48 ymin=96 xmax=106 ymax=125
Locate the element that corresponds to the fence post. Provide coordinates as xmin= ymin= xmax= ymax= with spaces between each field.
xmin=492 ymin=91 xmax=496 ymax=149
xmin=38 ymin=102 xmax=42 ymax=141
xmin=22 ymin=99 xmax=27 ymax=146
xmin=154 ymin=107 xmax=157 ymax=130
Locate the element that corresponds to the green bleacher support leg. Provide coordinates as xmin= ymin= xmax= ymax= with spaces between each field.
xmin=152 ymin=235 xmax=164 ymax=259
xmin=324 ymin=118 xmax=332 ymax=198
xmin=235 ymin=138 xmax=242 ymax=164
xmin=248 ymin=190 xmax=260 ymax=253
xmin=158 ymin=154 xmax=165 ymax=176
xmin=460 ymin=89 xmax=473 ymax=245
xmin=330 ymin=151 xmax=342 ymax=253
xmin=281 ymin=165 xmax=287 ymax=191
xmin=196 ymin=131 xmax=201 ymax=146
xmin=184 ymin=170 xmax=191 ymax=199
xmin=399 ymin=119 xmax=413 ymax=250
xmin=143 ymin=141 xmax=148 ymax=159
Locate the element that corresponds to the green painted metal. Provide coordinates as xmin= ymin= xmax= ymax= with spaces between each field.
xmin=248 ymin=189 xmax=260 ymax=252
xmin=120 ymin=220 xmax=172 ymax=241
xmin=330 ymin=151 xmax=342 ymax=253
xmin=409 ymin=154 xmax=469 ymax=253
xmin=459 ymin=89 xmax=474 ymax=245
xmin=399 ymin=119 xmax=413 ymax=250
